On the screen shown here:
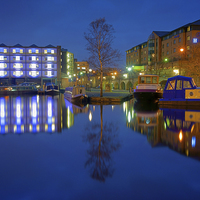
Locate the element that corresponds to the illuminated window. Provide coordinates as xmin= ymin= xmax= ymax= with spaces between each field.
xmin=14 ymin=63 xmax=22 ymax=68
xmin=47 ymin=57 xmax=54 ymax=61
xmin=47 ymin=71 xmax=52 ymax=76
xmin=0 ymin=56 xmax=3 ymax=60
xmin=13 ymin=49 xmax=16 ymax=53
xmin=4 ymin=49 xmax=7 ymax=53
xmin=20 ymin=49 xmax=23 ymax=53
xmin=47 ymin=64 xmax=51 ymax=68
xmin=187 ymin=36 xmax=190 ymax=41
xmin=77 ymin=67 xmax=80 ymax=69
xmin=14 ymin=71 xmax=23 ymax=76
xmin=193 ymin=38 xmax=198 ymax=43
xmin=0 ymin=71 xmax=7 ymax=76
xmin=187 ymin=26 xmax=190 ymax=32
xmin=82 ymin=67 xmax=85 ymax=69
xmin=29 ymin=49 xmax=32 ymax=53
xmin=32 ymin=56 xmax=36 ymax=61
xmin=44 ymin=50 xmax=47 ymax=54
xmin=51 ymin=50 xmax=54 ymax=54
xmin=187 ymin=46 xmax=190 ymax=50
xmin=0 ymin=63 xmax=7 ymax=68
xmin=16 ymin=56 xmax=20 ymax=61
xmin=29 ymin=64 xmax=37 ymax=68
xmin=36 ymin=49 xmax=39 ymax=53
xmin=29 ymin=71 xmax=39 ymax=77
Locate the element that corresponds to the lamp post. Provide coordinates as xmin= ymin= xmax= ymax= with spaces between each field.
xmin=180 ymin=48 xmax=184 ymax=75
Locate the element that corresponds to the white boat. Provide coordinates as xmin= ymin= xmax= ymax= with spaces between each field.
xmin=134 ymin=74 xmax=163 ymax=101
xmin=45 ymin=83 xmax=60 ymax=95
xmin=64 ymin=86 xmax=88 ymax=104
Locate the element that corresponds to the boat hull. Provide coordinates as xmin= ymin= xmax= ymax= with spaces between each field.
xmin=134 ymin=90 xmax=163 ymax=101
xmin=64 ymin=93 xmax=88 ymax=104
xmin=45 ymin=90 xmax=60 ymax=95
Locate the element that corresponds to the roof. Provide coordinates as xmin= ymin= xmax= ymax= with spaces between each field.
xmin=14 ymin=44 xmax=23 ymax=47
xmin=153 ymin=31 xmax=170 ymax=37
xmin=0 ymin=43 xmax=7 ymax=47
xmin=167 ymin=75 xmax=192 ymax=81
xmin=29 ymin=44 xmax=38 ymax=47
xmin=45 ymin=44 xmax=55 ymax=48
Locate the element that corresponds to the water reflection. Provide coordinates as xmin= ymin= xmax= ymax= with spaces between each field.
xmin=125 ymin=99 xmax=200 ymax=160
xmin=0 ymin=95 xmax=61 ymax=134
xmin=83 ymin=105 xmax=120 ymax=182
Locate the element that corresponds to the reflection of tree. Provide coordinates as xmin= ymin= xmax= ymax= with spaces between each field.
xmin=83 ymin=105 xmax=120 ymax=182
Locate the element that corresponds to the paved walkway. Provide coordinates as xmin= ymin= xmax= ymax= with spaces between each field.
xmin=86 ymin=89 xmax=131 ymax=97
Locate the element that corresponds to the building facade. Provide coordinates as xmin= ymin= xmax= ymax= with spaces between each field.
xmin=0 ymin=43 xmax=61 ymax=86
xmin=126 ymin=19 xmax=200 ymax=75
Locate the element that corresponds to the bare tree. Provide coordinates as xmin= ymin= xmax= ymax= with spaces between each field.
xmin=84 ymin=18 xmax=121 ymax=97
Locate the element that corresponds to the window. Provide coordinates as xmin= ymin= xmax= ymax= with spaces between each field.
xmin=0 ymin=63 xmax=7 ymax=68
xmin=173 ymin=48 xmax=176 ymax=53
xmin=4 ymin=49 xmax=7 ymax=53
xmin=193 ymin=38 xmax=198 ymax=43
xmin=47 ymin=57 xmax=54 ymax=61
xmin=20 ymin=49 xmax=23 ymax=53
xmin=179 ymin=38 xmax=181 ymax=43
xmin=187 ymin=46 xmax=190 ymax=50
xmin=162 ymin=44 xmax=164 ymax=48
xmin=51 ymin=50 xmax=54 ymax=54
xmin=166 ymin=80 xmax=175 ymax=90
xmin=152 ymin=77 xmax=158 ymax=83
xmin=16 ymin=56 xmax=20 ymax=61
xmin=32 ymin=56 xmax=36 ymax=61
xmin=0 ymin=56 xmax=3 ymax=60
xmin=14 ymin=63 xmax=23 ymax=68
xmin=144 ymin=57 xmax=146 ymax=61
xmin=183 ymin=81 xmax=191 ymax=88
xmin=173 ymin=40 xmax=176 ymax=44
xmin=29 ymin=49 xmax=32 ymax=53
xmin=167 ymin=51 xmax=169 ymax=55
xmin=13 ymin=49 xmax=16 ymax=53
xmin=167 ymin=43 xmax=169 ymax=47
xmin=29 ymin=64 xmax=37 ymax=68
xmin=44 ymin=50 xmax=47 ymax=54
xmin=47 ymin=64 xmax=52 ymax=68
xmin=187 ymin=26 xmax=190 ymax=32
xmin=176 ymin=80 xmax=182 ymax=90
xmin=36 ymin=49 xmax=39 ymax=53
xmin=187 ymin=36 xmax=190 ymax=41
xmin=144 ymin=51 xmax=146 ymax=54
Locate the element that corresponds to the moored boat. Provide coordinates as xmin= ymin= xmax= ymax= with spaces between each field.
xmin=0 ymin=85 xmax=38 ymax=95
xmin=64 ymin=86 xmax=88 ymax=104
xmin=45 ymin=83 xmax=60 ymax=95
xmin=134 ymin=74 xmax=163 ymax=101
xmin=159 ymin=75 xmax=200 ymax=106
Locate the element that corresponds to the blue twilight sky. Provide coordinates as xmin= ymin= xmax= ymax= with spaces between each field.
xmin=0 ymin=0 xmax=200 ymax=67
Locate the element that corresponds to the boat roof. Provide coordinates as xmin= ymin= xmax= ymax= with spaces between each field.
xmin=138 ymin=74 xmax=159 ymax=77
xmin=167 ymin=75 xmax=192 ymax=81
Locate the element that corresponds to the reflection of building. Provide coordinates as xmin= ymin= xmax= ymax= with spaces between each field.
xmin=0 ymin=95 xmax=61 ymax=134
xmin=0 ymin=44 xmax=61 ymax=86
xmin=161 ymin=109 xmax=200 ymax=157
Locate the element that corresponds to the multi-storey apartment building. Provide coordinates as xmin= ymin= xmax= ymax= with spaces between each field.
xmin=0 ymin=43 xmax=61 ymax=86
xmin=126 ymin=19 xmax=200 ymax=74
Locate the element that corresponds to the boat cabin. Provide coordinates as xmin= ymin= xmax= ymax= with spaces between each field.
xmin=163 ymin=75 xmax=197 ymax=99
xmin=138 ymin=75 xmax=159 ymax=84
xmin=65 ymin=86 xmax=86 ymax=96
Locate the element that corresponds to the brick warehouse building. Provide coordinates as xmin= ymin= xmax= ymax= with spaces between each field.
xmin=126 ymin=19 xmax=200 ymax=76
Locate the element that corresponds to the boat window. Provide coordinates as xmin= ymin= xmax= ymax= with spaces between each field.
xmin=191 ymin=79 xmax=196 ymax=87
xmin=152 ymin=77 xmax=157 ymax=84
xmin=146 ymin=77 xmax=151 ymax=83
xmin=176 ymin=119 xmax=182 ymax=129
xmin=183 ymin=81 xmax=192 ymax=88
xmin=166 ymin=80 xmax=175 ymax=90
xmin=140 ymin=77 xmax=145 ymax=83
xmin=80 ymin=89 xmax=82 ymax=94
xmin=176 ymin=80 xmax=182 ymax=90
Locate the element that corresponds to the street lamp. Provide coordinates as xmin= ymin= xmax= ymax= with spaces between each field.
xmin=179 ymin=48 xmax=184 ymax=75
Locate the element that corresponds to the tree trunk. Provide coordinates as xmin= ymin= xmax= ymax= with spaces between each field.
xmin=100 ymin=66 xmax=103 ymax=97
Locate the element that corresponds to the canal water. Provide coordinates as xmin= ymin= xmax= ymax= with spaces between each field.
xmin=0 ymin=94 xmax=200 ymax=200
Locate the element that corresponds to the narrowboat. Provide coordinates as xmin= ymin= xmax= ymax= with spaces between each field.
xmin=64 ymin=86 xmax=88 ymax=104
xmin=0 ymin=85 xmax=38 ymax=95
xmin=45 ymin=83 xmax=60 ymax=95
xmin=159 ymin=75 xmax=200 ymax=106
xmin=134 ymin=74 xmax=163 ymax=101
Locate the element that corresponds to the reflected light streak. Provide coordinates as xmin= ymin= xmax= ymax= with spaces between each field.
xmin=179 ymin=130 xmax=183 ymax=142
xmin=128 ymin=111 xmax=131 ymax=123
xmin=89 ymin=111 xmax=92 ymax=121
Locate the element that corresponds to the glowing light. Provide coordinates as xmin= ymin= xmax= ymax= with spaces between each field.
xmin=123 ymin=74 xmax=127 ymax=78
xmin=179 ymin=130 xmax=183 ymax=142
xmin=192 ymin=137 xmax=196 ymax=147
xmin=180 ymin=48 xmax=184 ymax=52
xmin=128 ymin=111 xmax=131 ymax=123
xmin=89 ymin=111 xmax=92 ymax=121
xmin=173 ymin=69 xmax=179 ymax=75
xmin=128 ymin=67 xmax=131 ymax=71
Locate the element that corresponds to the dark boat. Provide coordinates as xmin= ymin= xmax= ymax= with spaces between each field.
xmin=45 ymin=83 xmax=60 ymax=95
